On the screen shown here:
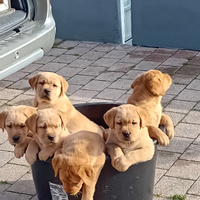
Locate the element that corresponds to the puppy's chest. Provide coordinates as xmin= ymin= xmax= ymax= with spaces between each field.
xmin=146 ymin=105 xmax=162 ymax=126
xmin=119 ymin=143 xmax=140 ymax=154
xmin=148 ymin=112 xmax=161 ymax=125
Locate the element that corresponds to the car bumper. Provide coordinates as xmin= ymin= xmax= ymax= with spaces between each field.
xmin=0 ymin=8 xmax=56 ymax=80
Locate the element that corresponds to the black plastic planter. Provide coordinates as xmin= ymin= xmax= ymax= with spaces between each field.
xmin=31 ymin=103 xmax=157 ymax=200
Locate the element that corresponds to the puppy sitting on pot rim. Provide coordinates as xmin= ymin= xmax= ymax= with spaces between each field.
xmin=104 ymin=104 xmax=155 ymax=172
xmin=25 ymin=108 xmax=70 ymax=165
xmin=0 ymin=106 xmax=37 ymax=158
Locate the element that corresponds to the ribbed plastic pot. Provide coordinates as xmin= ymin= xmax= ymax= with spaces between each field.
xmin=31 ymin=103 xmax=157 ymax=200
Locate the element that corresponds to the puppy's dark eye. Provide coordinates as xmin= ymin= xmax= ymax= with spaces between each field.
xmin=20 ymin=124 xmax=26 ymax=128
xmin=132 ymin=122 xmax=137 ymax=125
xmin=116 ymin=122 xmax=122 ymax=125
xmin=53 ymin=84 xmax=57 ymax=87
xmin=7 ymin=125 xmax=12 ymax=128
xmin=39 ymin=82 xmax=45 ymax=85
xmin=40 ymin=124 xmax=47 ymax=129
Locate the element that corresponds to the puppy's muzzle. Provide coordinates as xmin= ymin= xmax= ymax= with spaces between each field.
xmin=47 ymin=135 xmax=55 ymax=141
xmin=44 ymin=88 xmax=50 ymax=95
xmin=12 ymin=136 xmax=20 ymax=142
xmin=122 ymin=131 xmax=131 ymax=138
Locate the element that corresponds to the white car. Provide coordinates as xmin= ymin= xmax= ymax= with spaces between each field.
xmin=0 ymin=0 xmax=56 ymax=80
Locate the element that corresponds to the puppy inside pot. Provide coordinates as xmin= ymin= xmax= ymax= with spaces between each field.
xmin=104 ymin=104 xmax=155 ymax=172
xmin=0 ymin=106 xmax=37 ymax=158
xmin=25 ymin=108 xmax=70 ymax=165
xmin=127 ymin=70 xmax=174 ymax=146
xmin=52 ymin=131 xmax=106 ymax=200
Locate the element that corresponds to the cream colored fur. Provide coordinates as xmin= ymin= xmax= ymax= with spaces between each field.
xmin=52 ymin=131 xmax=106 ymax=200
xmin=127 ymin=70 xmax=174 ymax=146
xmin=25 ymin=108 xmax=69 ymax=164
xmin=0 ymin=106 xmax=37 ymax=158
xmin=104 ymin=104 xmax=154 ymax=172
xmin=29 ymin=72 xmax=104 ymax=138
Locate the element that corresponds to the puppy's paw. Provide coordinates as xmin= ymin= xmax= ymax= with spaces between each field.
xmin=113 ymin=156 xmax=129 ymax=172
xmin=166 ymin=127 xmax=174 ymax=140
xmin=38 ymin=150 xmax=50 ymax=161
xmin=14 ymin=146 xmax=25 ymax=159
xmin=25 ymin=154 xmax=37 ymax=165
xmin=157 ymin=134 xmax=170 ymax=146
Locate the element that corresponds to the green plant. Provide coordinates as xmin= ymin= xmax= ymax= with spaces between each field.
xmin=0 ymin=180 xmax=8 ymax=184
xmin=67 ymin=47 xmax=74 ymax=50
xmin=169 ymin=194 xmax=186 ymax=200
xmin=183 ymin=62 xmax=188 ymax=66
xmin=131 ymin=65 xmax=136 ymax=69
xmin=52 ymin=40 xmax=63 ymax=48
xmin=187 ymin=57 xmax=193 ymax=61
xmin=154 ymin=193 xmax=162 ymax=198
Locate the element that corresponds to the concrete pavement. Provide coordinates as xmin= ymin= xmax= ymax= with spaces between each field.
xmin=1 ymin=40 xmax=200 ymax=200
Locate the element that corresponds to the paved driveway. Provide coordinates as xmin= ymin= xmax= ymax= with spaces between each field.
xmin=1 ymin=40 xmax=200 ymax=200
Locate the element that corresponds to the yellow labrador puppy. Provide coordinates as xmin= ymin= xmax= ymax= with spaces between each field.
xmin=52 ymin=131 xmax=106 ymax=200
xmin=104 ymin=104 xmax=154 ymax=172
xmin=29 ymin=72 xmax=104 ymax=139
xmin=0 ymin=106 xmax=37 ymax=158
xmin=25 ymin=108 xmax=69 ymax=165
xmin=127 ymin=70 xmax=174 ymax=146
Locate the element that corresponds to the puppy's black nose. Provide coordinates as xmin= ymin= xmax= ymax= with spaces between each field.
xmin=12 ymin=136 xmax=20 ymax=142
xmin=122 ymin=131 xmax=131 ymax=138
xmin=44 ymin=89 xmax=50 ymax=94
xmin=47 ymin=135 xmax=55 ymax=141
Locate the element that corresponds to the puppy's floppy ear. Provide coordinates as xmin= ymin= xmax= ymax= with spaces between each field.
xmin=136 ymin=107 xmax=148 ymax=129
xmin=78 ymin=165 xmax=94 ymax=186
xmin=59 ymin=76 xmax=69 ymax=97
xmin=23 ymin=106 xmax=37 ymax=118
xmin=57 ymin=110 xmax=67 ymax=130
xmin=52 ymin=154 xmax=65 ymax=177
xmin=29 ymin=73 xmax=41 ymax=89
xmin=131 ymin=74 xmax=143 ymax=89
xmin=25 ymin=114 xmax=39 ymax=134
xmin=163 ymin=73 xmax=172 ymax=91
xmin=0 ymin=111 xmax=8 ymax=132
xmin=103 ymin=107 xmax=118 ymax=129
xmin=145 ymin=72 xmax=166 ymax=96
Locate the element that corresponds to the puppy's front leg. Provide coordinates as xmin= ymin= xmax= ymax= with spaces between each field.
xmin=115 ymin=146 xmax=155 ymax=172
xmin=39 ymin=139 xmax=64 ymax=161
xmin=81 ymin=183 xmax=95 ymax=200
xmin=147 ymin=126 xmax=169 ymax=146
xmin=25 ymin=139 xmax=40 ymax=165
xmin=81 ymin=165 xmax=103 ymax=200
xmin=14 ymin=137 xmax=32 ymax=158
xmin=39 ymin=145 xmax=57 ymax=161
xmin=160 ymin=113 xmax=174 ymax=139
xmin=106 ymin=143 xmax=124 ymax=169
